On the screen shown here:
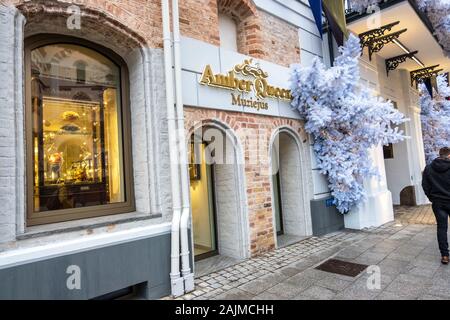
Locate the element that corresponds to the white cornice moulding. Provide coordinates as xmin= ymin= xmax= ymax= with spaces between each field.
xmin=0 ymin=222 xmax=172 ymax=270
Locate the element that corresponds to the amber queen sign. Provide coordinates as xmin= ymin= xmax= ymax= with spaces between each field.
xmin=199 ymin=59 xmax=292 ymax=111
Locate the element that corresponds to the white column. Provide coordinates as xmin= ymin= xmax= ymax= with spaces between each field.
xmin=344 ymin=144 xmax=394 ymax=229
xmin=0 ymin=6 xmax=26 ymax=241
xmin=400 ymin=71 xmax=429 ymax=205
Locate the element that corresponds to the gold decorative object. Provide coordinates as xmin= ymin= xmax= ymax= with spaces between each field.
xmin=48 ymin=152 xmax=62 ymax=164
xmin=234 ymin=59 xmax=268 ymax=79
xmin=60 ymin=123 xmax=81 ymax=132
xmin=62 ymin=111 xmax=80 ymax=122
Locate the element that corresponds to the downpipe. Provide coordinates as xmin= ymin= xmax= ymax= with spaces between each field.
xmin=172 ymin=0 xmax=195 ymax=292
xmin=162 ymin=0 xmax=184 ymax=298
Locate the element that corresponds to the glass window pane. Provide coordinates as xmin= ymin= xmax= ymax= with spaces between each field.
xmin=30 ymin=44 xmax=125 ymax=213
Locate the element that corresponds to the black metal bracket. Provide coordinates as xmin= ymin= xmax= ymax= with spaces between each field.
xmin=410 ymin=65 xmax=443 ymax=87
xmin=367 ymin=29 xmax=408 ymax=61
xmin=359 ymin=21 xmax=400 ymax=48
xmin=385 ymin=51 xmax=418 ymax=75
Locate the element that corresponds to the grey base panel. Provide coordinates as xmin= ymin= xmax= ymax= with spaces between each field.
xmin=0 ymin=232 xmax=172 ymax=300
xmin=310 ymin=198 xmax=345 ymax=236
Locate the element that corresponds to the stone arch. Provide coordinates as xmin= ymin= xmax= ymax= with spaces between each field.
xmin=17 ymin=1 xmax=147 ymax=58
xmin=187 ymin=118 xmax=250 ymax=260
xmin=216 ymin=0 xmax=265 ymax=58
xmin=269 ymin=126 xmax=313 ymax=247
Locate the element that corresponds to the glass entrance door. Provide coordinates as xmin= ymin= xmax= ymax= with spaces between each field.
xmin=190 ymin=143 xmax=218 ymax=261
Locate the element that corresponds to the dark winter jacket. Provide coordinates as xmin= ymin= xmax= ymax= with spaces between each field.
xmin=422 ymin=158 xmax=450 ymax=204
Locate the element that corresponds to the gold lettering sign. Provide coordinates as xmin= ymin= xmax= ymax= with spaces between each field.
xmin=199 ymin=59 xmax=292 ymax=108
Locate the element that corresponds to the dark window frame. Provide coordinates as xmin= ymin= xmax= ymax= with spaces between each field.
xmin=25 ymin=34 xmax=135 ymax=226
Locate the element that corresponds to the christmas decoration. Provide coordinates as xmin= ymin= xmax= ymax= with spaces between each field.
xmin=417 ymin=0 xmax=450 ymax=57
xmin=420 ymin=74 xmax=450 ymax=164
xmin=290 ymin=34 xmax=406 ymax=213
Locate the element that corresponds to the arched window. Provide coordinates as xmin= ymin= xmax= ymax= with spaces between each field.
xmin=25 ymin=35 xmax=134 ymax=226
xmin=218 ymin=13 xmax=238 ymax=51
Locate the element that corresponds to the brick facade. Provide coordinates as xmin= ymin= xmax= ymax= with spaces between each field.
xmin=178 ymin=0 xmax=300 ymax=66
xmin=2 ymin=0 xmax=300 ymax=65
xmin=184 ymin=107 xmax=308 ymax=256
xmin=0 ymin=0 xmax=304 ymax=255
xmin=2 ymin=0 xmax=158 ymax=54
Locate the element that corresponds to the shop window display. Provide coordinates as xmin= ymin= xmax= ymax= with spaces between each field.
xmin=29 ymin=43 xmax=126 ymax=218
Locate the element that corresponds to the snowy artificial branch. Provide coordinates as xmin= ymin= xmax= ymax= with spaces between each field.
xmin=420 ymin=74 xmax=450 ymax=164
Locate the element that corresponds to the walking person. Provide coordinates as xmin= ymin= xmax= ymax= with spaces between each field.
xmin=422 ymin=147 xmax=450 ymax=265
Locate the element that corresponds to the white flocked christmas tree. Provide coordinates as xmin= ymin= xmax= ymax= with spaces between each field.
xmin=290 ymin=34 xmax=406 ymax=213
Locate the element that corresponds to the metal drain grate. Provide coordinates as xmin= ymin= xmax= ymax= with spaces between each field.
xmin=315 ymin=259 xmax=368 ymax=277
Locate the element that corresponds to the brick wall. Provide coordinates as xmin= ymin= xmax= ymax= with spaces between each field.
xmin=2 ymin=0 xmax=162 ymax=49
xmin=260 ymin=11 xmax=301 ymax=67
xmin=178 ymin=0 xmax=300 ymax=66
xmin=2 ymin=0 xmax=301 ymax=66
xmin=184 ymin=107 xmax=308 ymax=256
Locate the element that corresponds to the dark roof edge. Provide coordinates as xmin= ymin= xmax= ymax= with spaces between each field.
xmin=322 ymin=0 xmax=443 ymax=52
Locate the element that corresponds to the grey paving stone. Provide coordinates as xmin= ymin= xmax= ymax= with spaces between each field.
xmin=418 ymin=294 xmax=447 ymax=300
xmin=299 ymin=268 xmax=330 ymax=280
xmin=266 ymin=281 xmax=307 ymax=299
xmin=252 ymin=291 xmax=283 ymax=300
xmin=396 ymin=273 xmax=434 ymax=285
xmin=278 ymin=266 xmax=303 ymax=277
xmin=387 ymin=251 xmax=418 ymax=262
xmin=285 ymin=274 xmax=318 ymax=291
xmin=376 ymin=290 xmax=419 ymax=300
xmin=291 ymin=294 xmax=318 ymax=300
xmin=405 ymin=265 xmax=439 ymax=278
xmin=426 ymin=278 xmax=450 ymax=298
xmin=301 ymin=285 xmax=337 ymax=300
xmin=384 ymin=275 xmax=432 ymax=297
xmin=378 ymin=257 xmax=410 ymax=271
xmin=213 ymin=288 xmax=255 ymax=300
xmin=353 ymin=251 xmax=388 ymax=265
xmin=316 ymin=276 xmax=353 ymax=292
xmin=238 ymin=279 xmax=276 ymax=296
xmin=333 ymin=283 xmax=380 ymax=300
xmin=334 ymin=248 xmax=363 ymax=260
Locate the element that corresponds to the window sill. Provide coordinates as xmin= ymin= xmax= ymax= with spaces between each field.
xmin=17 ymin=211 xmax=162 ymax=241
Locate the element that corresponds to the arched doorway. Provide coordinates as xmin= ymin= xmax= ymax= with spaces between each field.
xmin=189 ymin=124 xmax=248 ymax=274
xmin=271 ymin=129 xmax=311 ymax=247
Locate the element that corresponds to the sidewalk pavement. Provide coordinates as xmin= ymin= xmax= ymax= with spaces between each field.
xmin=165 ymin=205 xmax=449 ymax=300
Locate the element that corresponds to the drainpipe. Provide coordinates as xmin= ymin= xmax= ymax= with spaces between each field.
xmin=172 ymin=0 xmax=195 ymax=292
xmin=162 ymin=0 xmax=184 ymax=297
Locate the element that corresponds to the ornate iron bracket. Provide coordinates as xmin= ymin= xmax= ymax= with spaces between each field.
xmin=410 ymin=65 xmax=443 ymax=87
xmin=359 ymin=21 xmax=400 ymax=48
xmin=366 ymin=29 xmax=407 ymax=61
xmin=385 ymin=51 xmax=418 ymax=76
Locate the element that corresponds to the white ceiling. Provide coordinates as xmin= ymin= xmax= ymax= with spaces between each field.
xmin=347 ymin=1 xmax=450 ymax=74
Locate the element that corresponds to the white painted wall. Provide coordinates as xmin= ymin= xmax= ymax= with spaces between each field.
xmin=212 ymin=127 xmax=249 ymax=260
xmin=180 ymin=36 xmax=301 ymax=119
xmin=278 ymin=132 xmax=309 ymax=236
xmin=375 ymin=56 xmax=428 ymax=206
xmin=345 ymin=56 xmax=395 ymax=229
